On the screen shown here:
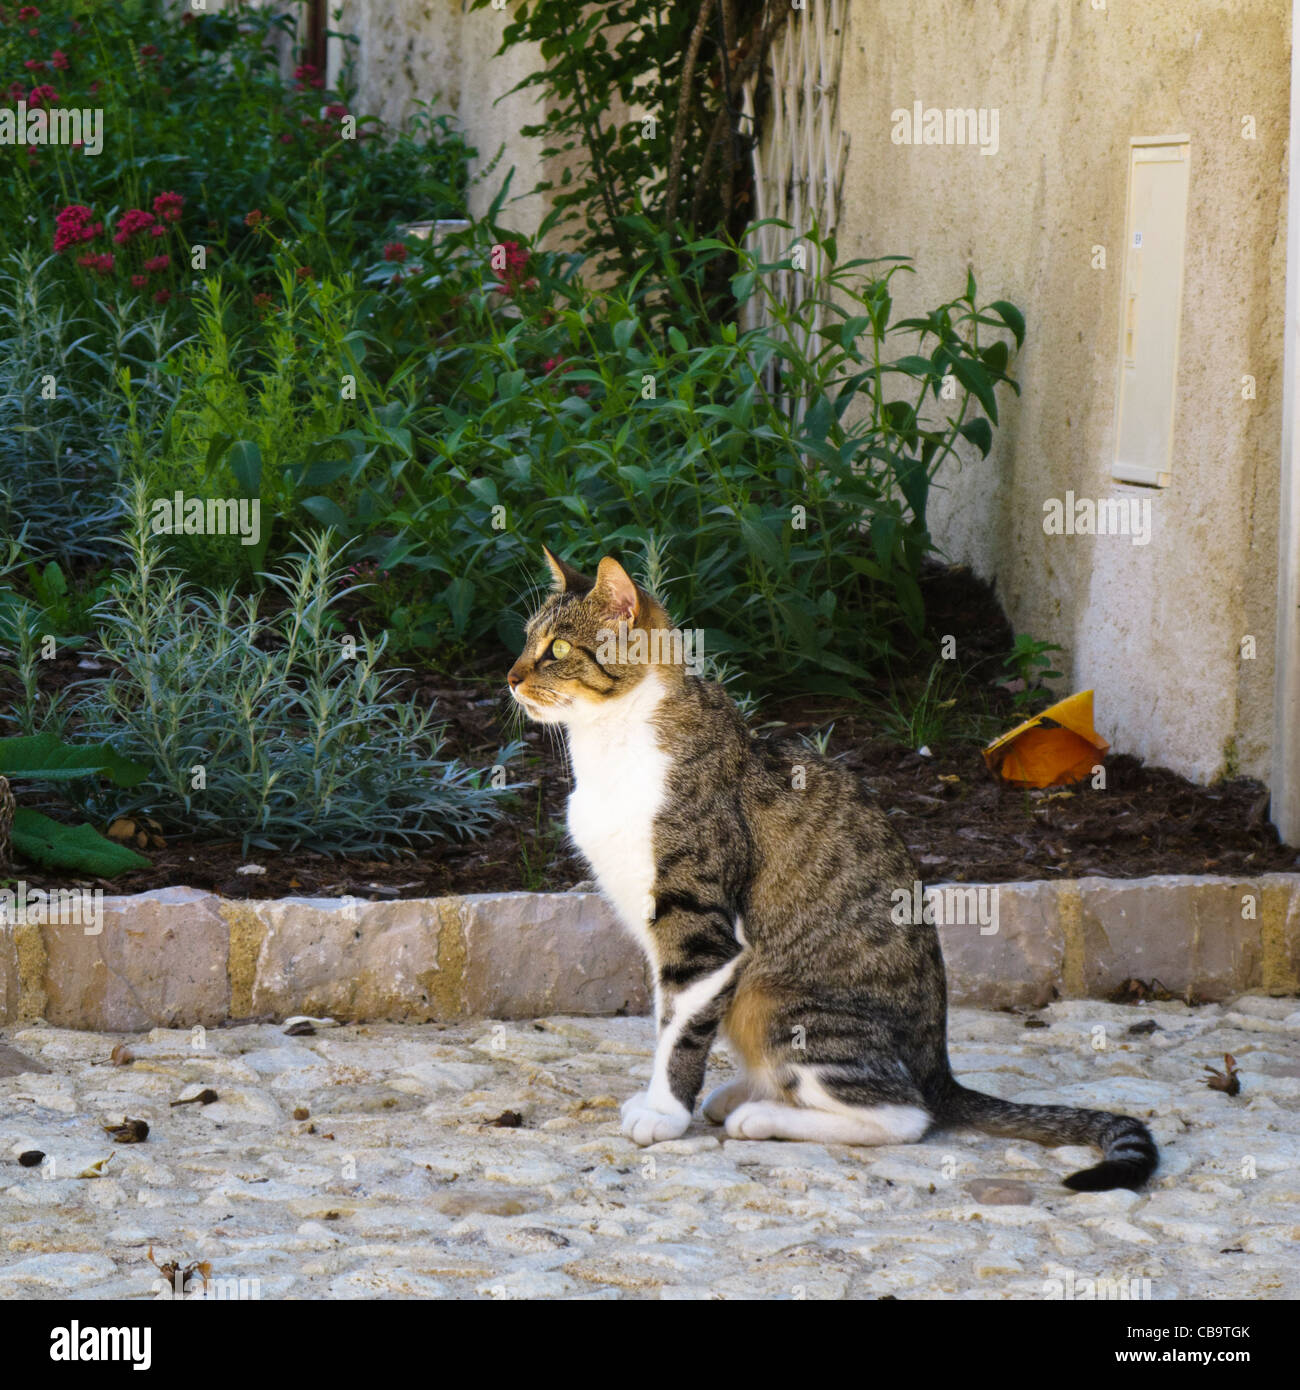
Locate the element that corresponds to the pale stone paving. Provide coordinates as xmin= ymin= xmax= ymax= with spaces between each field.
xmin=1 ymin=996 xmax=1298 ymax=1300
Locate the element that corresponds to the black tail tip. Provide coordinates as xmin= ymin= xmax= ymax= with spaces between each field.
xmin=1062 ymin=1160 xmax=1152 ymax=1193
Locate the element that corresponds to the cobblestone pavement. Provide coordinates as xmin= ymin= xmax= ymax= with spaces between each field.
xmin=1 ymin=995 xmax=1298 ymax=1300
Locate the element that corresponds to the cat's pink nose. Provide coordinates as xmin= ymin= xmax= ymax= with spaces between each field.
xmin=507 ymin=669 xmax=523 ymax=690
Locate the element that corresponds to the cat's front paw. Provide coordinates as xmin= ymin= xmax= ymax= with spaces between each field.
xmin=621 ymin=1092 xmax=690 ymax=1146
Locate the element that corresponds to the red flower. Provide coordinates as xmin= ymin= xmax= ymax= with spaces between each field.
xmin=153 ymin=288 xmax=171 ymax=305
xmin=54 ymin=203 xmax=101 ymax=252
xmin=324 ymin=102 xmax=347 ymax=121
xmin=113 ymin=208 xmax=156 ymax=244
xmin=383 ymin=242 xmax=408 ymax=263
xmin=26 ymin=82 xmax=56 ymax=106
xmin=253 ymin=291 xmax=273 ymax=311
xmin=278 ymin=132 xmax=292 ymax=144
xmin=149 ymin=224 xmax=165 ymax=238
xmin=23 ymin=58 xmax=44 ymax=70
xmin=296 ymin=266 xmax=312 ymax=282
xmin=495 ymin=240 xmax=536 ymax=296
xmin=130 ymin=274 xmax=147 ymax=288
xmin=75 ymin=251 xmax=114 ymax=276
xmin=293 ymin=62 xmax=324 ymax=90
xmin=151 ymin=190 xmax=183 ymax=223
xmin=87 ymin=79 xmax=98 ymax=94
xmin=244 ymin=209 xmax=264 ymax=229
xmin=18 ymin=6 xmax=41 ymax=19
xmin=143 ymin=254 xmax=170 ymax=273
xmin=49 ymin=48 xmax=66 ymax=69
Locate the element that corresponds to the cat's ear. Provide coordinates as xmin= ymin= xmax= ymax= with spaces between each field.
xmin=593 ymin=556 xmax=639 ymax=622
xmin=541 ymin=545 xmax=593 ymax=594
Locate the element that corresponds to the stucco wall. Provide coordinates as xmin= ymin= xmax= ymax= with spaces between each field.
xmin=836 ymin=0 xmax=1289 ymax=783
xmin=329 ymin=0 xmax=550 ymax=232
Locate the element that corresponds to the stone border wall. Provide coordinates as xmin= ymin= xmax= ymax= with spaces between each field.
xmin=1 ymin=877 xmax=1298 ymax=1031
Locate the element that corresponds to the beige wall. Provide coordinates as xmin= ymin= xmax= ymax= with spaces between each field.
xmin=328 ymin=0 xmax=551 ymax=232
xmin=837 ymin=0 xmax=1289 ymax=783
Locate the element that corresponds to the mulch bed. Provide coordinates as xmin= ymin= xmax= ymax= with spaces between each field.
xmin=7 ymin=565 xmax=1296 ymax=899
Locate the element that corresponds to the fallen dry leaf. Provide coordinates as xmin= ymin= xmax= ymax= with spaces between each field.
xmin=148 ymin=1246 xmax=210 ymax=1295
xmin=1109 ymin=977 xmax=1175 ymax=1005
xmin=103 ymin=1118 xmax=149 ymax=1144
xmin=1204 ymin=1053 xmax=1242 ymax=1096
xmin=169 ymin=1088 xmax=219 ymax=1108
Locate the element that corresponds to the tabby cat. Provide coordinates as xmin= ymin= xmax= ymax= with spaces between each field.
xmin=506 ymin=549 xmax=1158 ymax=1191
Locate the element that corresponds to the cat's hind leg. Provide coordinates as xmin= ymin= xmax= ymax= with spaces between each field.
xmin=724 ymin=1065 xmax=931 ymax=1146
xmin=702 ymin=1075 xmax=754 ymax=1123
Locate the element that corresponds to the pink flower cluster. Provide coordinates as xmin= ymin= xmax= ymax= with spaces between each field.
xmin=53 ymin=202 xmax=101 ymax=251
xmin=111 ymin=191 xmax=184 ymax=245
xmin=53 ymin=194 xmax=184 ymax=304
xmin=496 ymin=240 xmax=536 ymax=295
xmin=113 ymin=208 xmax=155 ymax=244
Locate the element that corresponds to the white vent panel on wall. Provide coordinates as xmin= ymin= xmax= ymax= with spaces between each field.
xmin=1112 ymin=136 xmax=1191 ymax=488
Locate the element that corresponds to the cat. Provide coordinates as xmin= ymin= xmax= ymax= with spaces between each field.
xmin=506 ymin=549 xmax=1158 ymax=1191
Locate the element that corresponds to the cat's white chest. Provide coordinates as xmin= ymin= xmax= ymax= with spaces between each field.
xmin=564 ymin=681 xmax=669 ymax=957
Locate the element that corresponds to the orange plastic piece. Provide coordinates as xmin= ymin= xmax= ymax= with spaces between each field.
xmin=982 ymin=689 xmax=1109 ymax=789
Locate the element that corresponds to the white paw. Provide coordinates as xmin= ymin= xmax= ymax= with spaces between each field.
xmin=621 ymin=1092 xmax=690 ymax=1146
xmin=724 ymin=1100 xmax=784 ymax=1140
xmin=702 ymin=1077 xmax=751 ymax=1124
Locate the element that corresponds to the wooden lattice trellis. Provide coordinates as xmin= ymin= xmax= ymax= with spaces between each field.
xmin=740 ymin=0 xmax=850 ymax=375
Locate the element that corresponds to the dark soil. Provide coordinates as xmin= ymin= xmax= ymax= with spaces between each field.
xmin=7 ymin=564 xmax=1296 ymax=899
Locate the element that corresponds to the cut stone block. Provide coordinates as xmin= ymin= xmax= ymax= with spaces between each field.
xmin=42 ymin=887 xmax=229 ymax=1031
xmin=461 ymin=891 xmax=649 ymax=1020
xmin=939 ymin=881 xmax=1064 ymax=1008
xmin=0 ymin=918 xmax=16 ymax=1026
xmin=1073 ymin=876 xmax=1263 ymax=1001
xmin=247 ymin=895 xmax=446 ymax=1022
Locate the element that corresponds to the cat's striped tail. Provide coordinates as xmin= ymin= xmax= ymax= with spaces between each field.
xmin=939 ymin=1083 xmax=1158 ymax=1191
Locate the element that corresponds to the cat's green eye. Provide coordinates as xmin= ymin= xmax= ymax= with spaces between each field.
xmin=550 ymin=639 xmax=572 ymax=660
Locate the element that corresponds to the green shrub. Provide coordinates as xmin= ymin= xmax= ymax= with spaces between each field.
xmin=131 ymin=272 xmax=353 ymax=583
xmin=66 ymin=490 xmax=517 ymax=854
xmin=314 ymin=226 xmax=1024 ymax=692
xmin=0 ymin=248 xmax=178 ymax=564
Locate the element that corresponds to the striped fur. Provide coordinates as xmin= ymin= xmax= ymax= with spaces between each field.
xmin=507 ymin=552 xmax=1159 ymax=1191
